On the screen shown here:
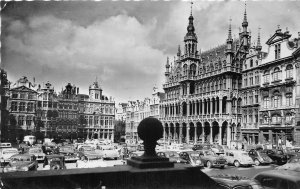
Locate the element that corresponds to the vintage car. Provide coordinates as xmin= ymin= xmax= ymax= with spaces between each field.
xmin=212 ymin=175 xmax=264 ymax=189
xmin=198 ymin=150 xmax=227 ymax=168
xmin=43 ymin=155 xmax=66 ymax=170
xmin=248 ymin=149 xmax=273 ymax=166
xmin=77 ymin=146 xmax=102 ymax=160
xmin=223 ymin=150 xmax=254 ymax=167
xmin=211 ymin=144 xmax=225 ymax=155
xmin=261 ymin=149 xmax=288 ymax=165
xmin=157 ymin=151 xmax=187 ymax=164
xmin=0 ymin=147 xmax=19 ymax=166
xmin=27 ymin=147 xmax=45 ymax=162
xmin=275 ymin=155 xmax=300 ymax=171
xmin=192 ymin=144 xmax=212 ymax=151
xmin=2 ymin=154 xmax=38 ymax=172
xmin=283 ymin=148 xmax=300 ymax=160
xmin=95 ymin=145 xmax=119 ymax=160
xmin=57 ymin=146 xmax=79 ymax=162
xmin=178 ymin=150 xmax=204 ymax=168
xmin=254 ymin=170 xmax=300 ymax=189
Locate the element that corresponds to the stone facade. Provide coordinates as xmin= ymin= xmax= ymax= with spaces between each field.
xmin=125 ymin=87 xmax=165 ymax=144
xmin=78 ymin=81 xmax=115 ymax=141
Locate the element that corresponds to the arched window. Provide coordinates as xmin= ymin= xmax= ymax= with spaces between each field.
xmin=183 ymin=64 xmax=188 ymax=76
xmin=250 ymin=59 xmax=253 ymax=67
xmin=286 ymin=64 xmax=293 ymax=78
xmin=286 ymin=93 xmax=293 ymax=106
xmin=273 ymin=91 xmax=280 ymax=108
xmin=273 ymin=67 xmax=280 ymax=81
xmin=263 ymin=70 xmax=270 ymax=83
xmin=263 ymin=97 xmax=269 ymax=109
xmin=190 ymin=64 xmax=197 ymax=76
xmin=272 ymin=114 xmax=281 ymax=124
xmin=286 ymin=114 xmax=292 ymax=123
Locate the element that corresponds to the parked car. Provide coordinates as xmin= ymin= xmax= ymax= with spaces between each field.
xmin=43 ymin=155 xmax=66 ymax=170
xmin=178 ymin=150 xmax=204 ymax=168
xmin=223 ymin=150 xmax=254 ymax=167
xmin=96 ymin=145 xmax=119 ymax=160
xmin=192 ymin=143 xmax=212 ymax=151
xmin=27 ymin=147 xmax=45 ymax=162
xmin=57 ymin=146 xmax=79 ymax=162
xmin=211 ymin=144 xmax=225 ymax=155
xmin=77 ymin=146 xmax=102 ymax=160
xmin=0 ymin=147 xmax=19 ymax=166
xmin=76 ymin=157 xmax=125 ymax=168
xmin=275 ymin=155 xmax=300 ymax=171
xmin=0 ymin=143 xmax=12 ymax=149
xmin=2 ymin=154 xmax=38 ymax=173
xmin=157 ymin=151 xmax=187 ymax=164
xmin=254 ymin=170 xmax=300 ymax=189
xmin=283 ymin=148 xmax=300 ymax=160
xmin=198 ymin=150 xmax=227 ymax=168
xmin=248 ymin=149 xmax=273 ymax=166
xmin=41 ymin=145 xmax=55 ymax=155
xmin=261 ymin=149 xmax=288 ymax=165
xmin=212 ymin=174 xmax=264 ymax=189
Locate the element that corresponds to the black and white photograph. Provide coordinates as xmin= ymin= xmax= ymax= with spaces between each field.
xmin=1 ymin=0 xmax=300 ymax=188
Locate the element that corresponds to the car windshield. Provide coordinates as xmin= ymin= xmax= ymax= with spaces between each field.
xmin=205 ymin=151 xmax=215 ymax=156
xmin=84 ymin=147 xmax=94 ymax=151
xmin=11 ymin=157 xmax=31 ymax=161
xmin=277 ymin=150 xmax=283 ymax=155
xmin=168 ymin=152 xmax=179 ymax=158
xmin=289 ymin=157 xmax=300 ymax=163
xmin=3 ymin=150 xmax=18 ymax=154
xmin=29 ymin=149 xmax=42 ymax=153
xmin=189 ymin=153 xmax=200 ymax=160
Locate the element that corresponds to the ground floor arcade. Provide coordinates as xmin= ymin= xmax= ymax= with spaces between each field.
xmin=162 ymin=121 xmax=241 ymax=146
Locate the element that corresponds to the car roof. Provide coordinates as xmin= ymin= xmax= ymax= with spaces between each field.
xmin=254 ymin=170 xmax=300 ymax=181
xmin=11 ymin=154 xmax=33 ymax=158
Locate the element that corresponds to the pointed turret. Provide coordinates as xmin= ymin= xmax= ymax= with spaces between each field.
xmin=226 ymin=18 xmax=234 ymax=65
xmin=256 ymin=27 xmax=262 ymax=51
xmin=165 ymin=57 xmax=170 ymax=82
xmin=240 ymin=2 xmax=250 ymax=50
xmin=184 ymin=1 xmax=197 ymax=57
xmin=242 ymin=3 xmax=248 ymax=30
xmin=177 ymin=45 xmax=181 ymax=58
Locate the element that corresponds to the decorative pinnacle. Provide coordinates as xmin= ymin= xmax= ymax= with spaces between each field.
xmin=190 ymin=0 xmax=193 ymax=16
xmin=228 ymin=17 xmax=232 ymax=40
xmin=242 ymin=1 xmax=248 ymax=27
xmin=256 ymin=27 xmax=262 ymax=50
xmin=166 ymin=57 xmax=170 ymax=68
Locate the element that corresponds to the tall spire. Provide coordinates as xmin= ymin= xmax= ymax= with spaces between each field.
xmin=166 ymin=57 xmax=170 ymax=68
xmin=227 ymin=18 xmax=233 ymax=41
xmin=242 ymin=1 xmax=248 ymax=28
xmin=184 ymin=0 xmax=197 ymax=42
xmin=190 ymin=0 xmax=193 ymax=16
xmin=177 ymin=45 xmax=181 ymax=57
xmin=256 ymin=27 xmax=262 ymax=51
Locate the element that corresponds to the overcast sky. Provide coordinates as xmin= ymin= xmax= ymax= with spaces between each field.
xmin=2 ymin=1 xmax=300 ymax=104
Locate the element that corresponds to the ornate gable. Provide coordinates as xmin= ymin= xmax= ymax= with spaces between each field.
xmin=11 ymin=86 xmax=37 ymax=93
xmin=266 ymin=29 xmax=292 ymax=45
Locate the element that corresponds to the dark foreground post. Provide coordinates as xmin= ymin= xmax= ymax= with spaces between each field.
xmin=0 ymin=117 xmax=223 ymax=189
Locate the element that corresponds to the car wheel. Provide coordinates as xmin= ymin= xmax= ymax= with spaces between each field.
xmin=234 ymin=160 xmax=240 ymax=167
xmin=220 ymin=165 xmax=225 ymax=169
xmin=254 ymin=159 xmax=260 ymax=166
xmin=51 ymin=164 xmax=61 ymax=170
xmin=207 ymin=161 xmax=212 ymax=169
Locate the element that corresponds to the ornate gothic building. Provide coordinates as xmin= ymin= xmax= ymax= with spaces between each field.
xmin=160 ymin=6 xmax=300 ymax=147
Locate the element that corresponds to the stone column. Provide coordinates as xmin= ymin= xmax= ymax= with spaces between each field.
xmin=210 ymin=125 xmax=213 ymax=144
xmin=202 ymin=126 xmax=205 ymax=144
xmin=218 ymin=126 xmax=222 ymax=145
xmin=179 ymin=126 xmax=183 ymax=144
xmin=202 ymin=101 xmax=205 ymax=115
xmin=187 ymin=83 xmax=190 ymax=95
xmin=226 ymin=100 xmax=232 ymax=114
xmin=186 ymin=126 xmax=190 ymax=143
xmin=168 ymin=126 xmax=171 ymax=143
xmin=219 ymin=99 xmax=223 ymax=114
xmin=187 ymin=102 xmax=190 ymax=116
xmin=234 ymin=125 xmax=237 ymax=140
xmin=227 ymin=126 xmax=231 ymax=147
xmin=269 ymin=130 xmax=273 ymax=145
xmin=194 ymin=126 xmax=197 ymax=143
xmin=215 ymin=99 xmax=218 ymax=114
xmin=210 ymin=100 xmax=213 ymax=115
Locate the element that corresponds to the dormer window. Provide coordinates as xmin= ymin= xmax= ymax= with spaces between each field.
xmin=275 ymin=43 xmax=281 ymax=59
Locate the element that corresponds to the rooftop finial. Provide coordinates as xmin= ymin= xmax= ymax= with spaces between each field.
xmin=256 ymin=26 xmax=262 ymax=51
xmin=228 ymin=17 xmax=232 ymax=40
xmin=190 ymin=0 xmax=193 ymax=16
xmin=242 ymin=1 xmax=248 ymax=27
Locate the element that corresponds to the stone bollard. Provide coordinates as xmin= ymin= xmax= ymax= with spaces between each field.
xmin=127 ymin=117 xmax=174 ymax=169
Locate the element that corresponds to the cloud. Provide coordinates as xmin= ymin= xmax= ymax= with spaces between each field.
xmin=3 ymin=13 xmax=166 ymax=102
